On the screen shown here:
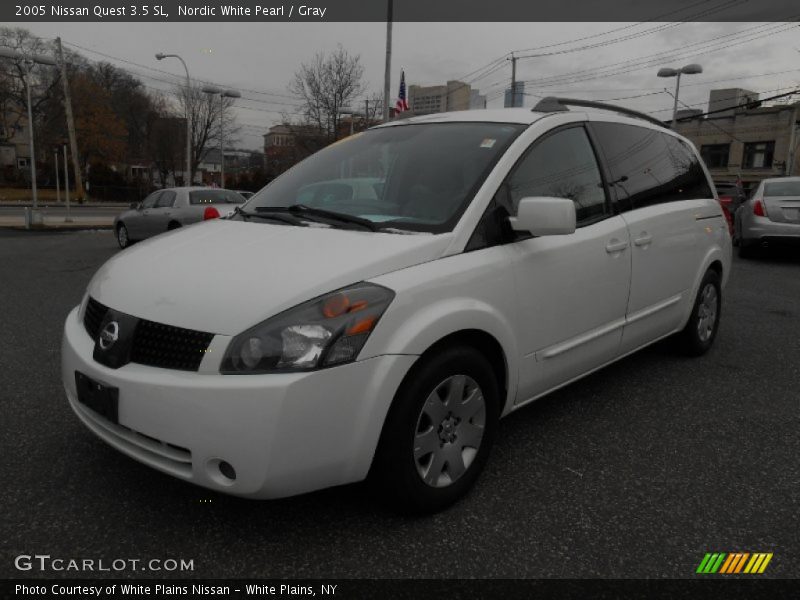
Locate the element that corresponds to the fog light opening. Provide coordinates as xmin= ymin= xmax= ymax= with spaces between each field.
xmin=218 ymin=460 xmax=236 ymax=481
xmin=206 ymin=458 xmax=237 ymax=486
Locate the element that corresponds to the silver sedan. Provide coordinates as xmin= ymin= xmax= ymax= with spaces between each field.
xmin=114 ymin=187 xmax=246 ymax=248
xmin=735 ymin=177 xmax=800 ymax=258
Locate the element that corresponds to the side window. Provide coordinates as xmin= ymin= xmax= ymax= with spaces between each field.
xmin=504 ymin=126 xmax=609 ymax=227
xmin=156 ymin=191 xmax=176 ymax=208
xmin=662 ymin=134 xmax=713 ymax=199
xmin=141 ymin=192 xmax=161 ymax=209
xmin=590 ymin=122 xmax=712 ymax=212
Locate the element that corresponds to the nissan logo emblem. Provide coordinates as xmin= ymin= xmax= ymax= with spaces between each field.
xmin=99 ymin=321 xmax=120 ymax=350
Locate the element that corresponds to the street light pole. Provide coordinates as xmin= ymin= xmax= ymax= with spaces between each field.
xmin=54 ymin=149 xmax=60 ymax=204
xmin=156 ymin=53 xmax=192 ymax=185
xmin=202 ymin=86 xmax=240 ymax=188
xmin=383 ymin=0 xmax=393 ymax=121
xmin=657 ymin=63 xmax=703 ymax=129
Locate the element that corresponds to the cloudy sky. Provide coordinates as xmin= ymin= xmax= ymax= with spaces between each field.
xmin=16 ymin=19 xmax=800 ymax=150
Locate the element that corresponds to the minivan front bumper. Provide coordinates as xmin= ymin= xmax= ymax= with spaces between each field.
xmin=61 ymin=306 xmax=416 ymax=498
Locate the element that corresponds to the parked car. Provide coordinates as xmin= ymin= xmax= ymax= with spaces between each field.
xmin=114 ymin=187 xmax=246 ymax=248
xmin=735 ymin=176 xmax=800 ymax=258
xmin=713 ymin=181 xmax=746 ymax=236
xmin=62 ymin=99 xmax=730 ymax=513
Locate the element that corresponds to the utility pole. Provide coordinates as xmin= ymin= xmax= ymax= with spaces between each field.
xmin=55 ymin=37 xmax=84 ymax=201
xmin=382 ymin=0 xmax=393 ymax=121
xmin=787 ymin=104 xmax=798 ymax=176
xmin=364 ymin=99 xmax=369 ymax=130
xmin=509 ymin=52 xmax=518 ymax=107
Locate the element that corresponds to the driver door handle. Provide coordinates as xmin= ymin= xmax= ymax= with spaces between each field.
xmin=634 ymin=232 xmax=653 ymax=247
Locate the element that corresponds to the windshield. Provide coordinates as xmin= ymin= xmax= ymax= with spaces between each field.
xmin=189 ymin=189 xmax=246 ymax=205
xmin=247 ymin=122 xmax=525 ymax=232
xmin=764 ymin=181 xmax=800 ymax=197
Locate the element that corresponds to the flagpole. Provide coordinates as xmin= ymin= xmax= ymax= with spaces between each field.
xmin=383 ymin=0 xmax=393 ymax=121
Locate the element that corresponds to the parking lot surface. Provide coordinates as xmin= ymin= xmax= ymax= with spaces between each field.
xmin=1 ymin=229 xmax=798 ymax=579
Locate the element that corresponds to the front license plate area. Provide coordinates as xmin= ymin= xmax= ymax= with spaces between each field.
xmin=75 ymin=371 xmax=119 ymax=425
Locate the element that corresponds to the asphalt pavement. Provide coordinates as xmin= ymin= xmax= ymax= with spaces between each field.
xmin=1 ymin=229 xmax=798 ymax=579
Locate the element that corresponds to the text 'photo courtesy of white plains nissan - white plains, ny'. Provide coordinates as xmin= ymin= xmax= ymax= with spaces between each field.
xmin=62 ymin=98 xmax=731 ymax=514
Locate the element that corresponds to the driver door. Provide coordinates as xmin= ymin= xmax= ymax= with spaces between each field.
xmin=502 ymin=125 xmax=633 ymax=403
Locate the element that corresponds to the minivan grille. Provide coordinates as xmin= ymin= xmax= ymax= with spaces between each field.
xmin=83 ymin=297 xmax=108 ymax=340
xmin=82 ymin=296 xmax=214 ymax=372
xmin=130 ymin=320 xmax=214 ymax=372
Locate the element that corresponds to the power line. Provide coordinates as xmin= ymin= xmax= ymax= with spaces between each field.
xmin=485 ymin=22 xmax=799 ymax=103
xmin=60 ymin=39 xmax=300 ymax=101
xmin=509 ymin=0 xmax=731 ymax=54
xmin=515 ymin=22 xmax=799 ymax=89
xmin=512 ymin=0 xmax=748 ymax=59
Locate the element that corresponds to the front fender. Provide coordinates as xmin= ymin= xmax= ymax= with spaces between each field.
xmin=361 ymin=248 xmax=520 ymax=415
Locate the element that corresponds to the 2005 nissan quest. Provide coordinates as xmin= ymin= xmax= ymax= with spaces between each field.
xmin=62 ymin=98 xmax=731 ymax=513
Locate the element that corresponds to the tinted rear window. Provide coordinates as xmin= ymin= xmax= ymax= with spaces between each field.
xmin=591 ymin=122 xmax=712 ymax=211
xmin=189 ymin=190 xmax=245 ymax=205
xmin=764 ymin=181 xmax=800 ymax=197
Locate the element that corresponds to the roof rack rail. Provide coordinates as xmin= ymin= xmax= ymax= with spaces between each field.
xmin=533 ymin=96 xmax=667 ymax=128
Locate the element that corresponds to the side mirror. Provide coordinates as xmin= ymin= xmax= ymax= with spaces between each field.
xmin=509 ymin=197 xmax=576 ymax=236
xmin=130 ymin=202 xmax=141 ymax=210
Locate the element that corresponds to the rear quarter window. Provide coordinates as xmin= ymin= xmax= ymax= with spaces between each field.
xmin=590 ymin=122 xmax=712 ymax=211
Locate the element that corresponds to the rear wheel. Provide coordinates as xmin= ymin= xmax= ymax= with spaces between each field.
xmin=116 ymin=223 xmax=131 ymax=249
xmin=676 ymin=269 xmax=721 ymax=356
xmin=371 ymin=346 xmax=499 ymax=514
xmin=167 ymin=220 xmax=182 ymax=230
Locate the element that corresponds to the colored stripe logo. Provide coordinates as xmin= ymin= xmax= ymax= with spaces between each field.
xmin=696 ymin=552 xmax=773 ymax=574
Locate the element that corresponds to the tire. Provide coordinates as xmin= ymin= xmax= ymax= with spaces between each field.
xmin=116 ymin=223 xmax=131 ymax=249
xmin=371 ymin=345 xmax=500 ymax=514
xmin=167 ymin=221 xmax=182 ymax=230
xmin=676 ymin=269 xmax=721 ymax=356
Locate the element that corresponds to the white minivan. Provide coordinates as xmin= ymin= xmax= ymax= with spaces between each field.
xmin=62 ymin=99 xmax=731 ymax=513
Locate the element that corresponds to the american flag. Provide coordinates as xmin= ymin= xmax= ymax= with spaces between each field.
xmin=396 ymin=70 xmax=409 ymax=113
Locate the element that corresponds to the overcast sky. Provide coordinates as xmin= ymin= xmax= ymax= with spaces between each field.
xmin=15 ymin=20 xmax=800 ymax=150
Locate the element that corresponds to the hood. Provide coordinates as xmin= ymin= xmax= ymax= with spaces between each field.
xmin=89 ymin=220 xmax=452 ymax=335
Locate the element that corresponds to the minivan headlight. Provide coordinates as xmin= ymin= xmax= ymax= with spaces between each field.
xmin=220 ymin=283 xmax=395 ymax=374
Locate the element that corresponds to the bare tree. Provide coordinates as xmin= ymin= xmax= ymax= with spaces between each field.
xmin=0 ymin=28 xmax=62 ymax=167
xmin=289 ymin=45 xmax=364 ymax=141
xmin=174 ymin=83 xmax=238 ymax=183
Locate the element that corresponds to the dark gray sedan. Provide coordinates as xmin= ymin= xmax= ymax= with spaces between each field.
xmin=735 ymin=177 xmax=800 ymax=258
xmin=114 ymin=187 xmax=246 ymax=248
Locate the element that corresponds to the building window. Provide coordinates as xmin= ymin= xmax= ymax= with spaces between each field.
xmin=743 ymin=141 xmax=775 ymax=169
xmin=700 ymin=144 xmax=730 ymax=169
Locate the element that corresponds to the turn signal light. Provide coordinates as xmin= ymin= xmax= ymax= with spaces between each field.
xmin=203 ymin=206 xmax=220 ymax=220
xmin=753 ymin=199 xmax=766 ymax=217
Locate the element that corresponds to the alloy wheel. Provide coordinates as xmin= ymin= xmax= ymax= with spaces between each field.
xmin=696 ymin=283 xmax=718 ymax=342
xmin=413 ymin=374 xmax=486 ymax=488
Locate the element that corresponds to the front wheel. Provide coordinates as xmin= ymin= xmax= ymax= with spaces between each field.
xmin=676 ymin=269 xmax=721 ymax=356
xmin=371 ymin=346 xmax=500 ymax=514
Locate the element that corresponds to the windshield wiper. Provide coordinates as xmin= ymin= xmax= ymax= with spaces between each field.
xmin=378 ymin=227 xmax=430 ymax=235
xmin=240 ymin=206 xmax=306 ymax=226
xmin=286 ymin=204 xmax=378 ymax=231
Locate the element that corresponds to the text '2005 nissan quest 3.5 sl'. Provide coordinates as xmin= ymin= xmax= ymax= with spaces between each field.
xmin=62 ymin=98 xmax=731 ymax=513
